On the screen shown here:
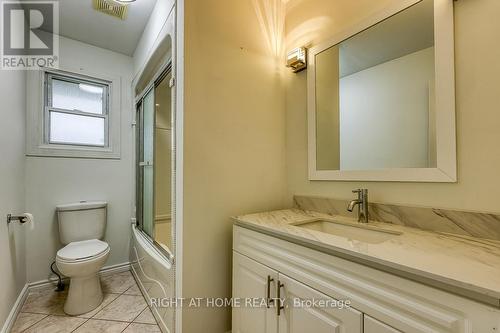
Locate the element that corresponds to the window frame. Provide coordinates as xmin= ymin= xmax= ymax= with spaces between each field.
xmin=26 ymin=67 xmax=122 ymax=159
xmin=44 ymin=72 xmax=110 ymax=148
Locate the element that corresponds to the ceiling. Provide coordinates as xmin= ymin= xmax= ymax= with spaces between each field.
xmin=58 ymin=0 xmax=157 ymax=56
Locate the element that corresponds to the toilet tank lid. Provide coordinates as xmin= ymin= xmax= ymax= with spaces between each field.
xmin=56 ymin=201 xmax=107 ymax=212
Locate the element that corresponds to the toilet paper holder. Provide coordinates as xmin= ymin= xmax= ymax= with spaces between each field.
xmin=6 ymin=214 xmax=27 ymax=225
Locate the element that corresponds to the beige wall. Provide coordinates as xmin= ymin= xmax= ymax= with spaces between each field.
xmin=183 ymin=0 xmax=287 ymax=331
xmin=285 ymin=0 xmax=393 ymax=51
xmin=285 ymin=0 xmax=500 ymax=213
xmin=180 ymin=0 xmax=500 ymax=330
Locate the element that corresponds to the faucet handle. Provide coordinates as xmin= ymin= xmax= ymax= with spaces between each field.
xmin=352 ymin=189 xmax=368 ymax=200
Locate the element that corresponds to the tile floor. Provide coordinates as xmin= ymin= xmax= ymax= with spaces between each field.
xmin=10 ymin=271 xmax=161 ymax=333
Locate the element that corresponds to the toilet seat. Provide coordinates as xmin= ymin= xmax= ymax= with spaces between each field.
xmin=57 ymin=239 xmax=109 ymax=262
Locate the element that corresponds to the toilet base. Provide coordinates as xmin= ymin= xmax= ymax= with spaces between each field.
xmin=64 ymin=274 xmax=103 ymax=315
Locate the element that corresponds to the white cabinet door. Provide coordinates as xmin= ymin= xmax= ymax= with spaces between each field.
xmin=364 ymin=315 xmax=402 ymax=333
xmin=278 ymin=274 xmax=363 ymax=333
xmin=232 ymin=252 xmax=278 ymax=333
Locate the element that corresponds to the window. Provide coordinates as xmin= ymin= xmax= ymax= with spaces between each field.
xmin=45 ymin=73 xmax=109 ymax=147
xmin=26 ymin=68 xmax=121 ymax=159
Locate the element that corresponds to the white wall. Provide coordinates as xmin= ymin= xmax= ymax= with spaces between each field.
xmin=25 ymin=37 xmax=134 ymax=282
xmin=0 ymin=71 xmax=27 ymax=327
xmin=339 ymin=47 xmax=434 ymax=169
xmin=133 ymin=0 xmax=175 ymax=75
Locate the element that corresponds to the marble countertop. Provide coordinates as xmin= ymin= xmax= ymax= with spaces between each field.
xmin=233 ymin=209 xmax=500 ymax=308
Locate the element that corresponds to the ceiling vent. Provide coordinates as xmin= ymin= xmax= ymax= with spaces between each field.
xmin=92 ymin=0 xmax=128 ymax=20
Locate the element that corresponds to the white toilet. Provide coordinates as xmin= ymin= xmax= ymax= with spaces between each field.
xmin=55 ymin=201 xmax=110 ymax=316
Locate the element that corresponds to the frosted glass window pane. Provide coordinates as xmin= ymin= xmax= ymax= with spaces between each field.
xmin=52 ymin=79 xmax=104 ymax=114
xmin=50 ymin=112 xmax=105 ymax=146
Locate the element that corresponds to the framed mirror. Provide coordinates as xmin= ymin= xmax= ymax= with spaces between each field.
xmin=307 ymin=0 xmax=456 ymax=182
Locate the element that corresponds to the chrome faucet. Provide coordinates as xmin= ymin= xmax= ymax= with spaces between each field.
xmin=347 ymin=189 xmax=369 ymax=223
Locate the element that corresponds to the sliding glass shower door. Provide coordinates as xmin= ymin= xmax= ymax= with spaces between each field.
xmin=141 ymin=88 xmax=155 ymax=236
xmin=135 ymin=66 xmax=173 ymax=256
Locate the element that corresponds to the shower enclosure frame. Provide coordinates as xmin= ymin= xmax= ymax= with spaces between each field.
xmin=134 ymin=62 xmax=175 ymax=263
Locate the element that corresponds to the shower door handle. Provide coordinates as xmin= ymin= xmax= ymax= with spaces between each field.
xmin=139 ymin=161 xmax=153 ymax=167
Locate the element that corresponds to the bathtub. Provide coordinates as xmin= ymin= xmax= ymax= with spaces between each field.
xmin=130 ymin=224 xmax=175 ymax=332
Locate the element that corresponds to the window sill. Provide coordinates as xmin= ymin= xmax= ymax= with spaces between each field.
xmin=26 ymin=143 xmax=120 ymax=159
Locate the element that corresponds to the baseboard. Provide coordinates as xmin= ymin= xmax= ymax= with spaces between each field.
xmin=28 ymin=261 xmax=131 ymax=291
xmin=27 ymin=276 xmax=70 ymax=291
xmin=0 ymin=284 xmax=29 ymax=333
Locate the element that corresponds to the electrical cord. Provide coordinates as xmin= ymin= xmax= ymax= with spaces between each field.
xmin=50 ymin=261 xmax=65 ymax=292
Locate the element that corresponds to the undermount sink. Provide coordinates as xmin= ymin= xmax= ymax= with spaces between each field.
xmin=293 ymin=219 xmax=402 ymax=244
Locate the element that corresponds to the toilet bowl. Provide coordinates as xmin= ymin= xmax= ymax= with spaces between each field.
xmin=56 ymin=239 xmax=110 ymax=315
xmin=55 ymin=201 xmax=109 ymax=316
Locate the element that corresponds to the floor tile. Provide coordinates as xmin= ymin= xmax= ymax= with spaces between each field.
xmin=123 ymin=323 xmax=161 ymax=333
xmin=93 ymin=295 xmax=147 ymax=322
xmin=10 ymin=313 xmax=47 ymax=333
xmin=23 ymin=315 xmax=86 ymax=333
xmin=73 ymin=319 xmax=129 ymax=333
xmin=133 ymin=307 xmax=156 ymax=324
xmin=21 ymin=288 xmax=67 ymax=315
xmin=123 ymin=284 xmax=142 ymax=296
xmin=101 ymin=271 xmax=136 ymax=294
xmin=10 ymin=271 xmax=153 ymax=333
xmin=77 ymin=293 xmax=120 ymax=319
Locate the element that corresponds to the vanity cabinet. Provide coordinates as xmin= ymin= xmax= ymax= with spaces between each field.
xmin=232 ymin=252 xmax=278 ymax=333
xmin=233 ymin=252 xmax=363 ymax=333
xmin=364 ymin=316 xmax=401 ymax=333
xmin=232 ymin=225 xmax=500 ymax=333
xmin=278 ymin=273 xmax=363 ymax=333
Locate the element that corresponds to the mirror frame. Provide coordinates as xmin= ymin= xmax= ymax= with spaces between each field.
xmin=307 ymin=0 xmax=456 ymax=182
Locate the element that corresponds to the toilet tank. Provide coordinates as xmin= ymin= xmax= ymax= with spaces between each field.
xmin=56 ymin=201 xmax=107 ymax=245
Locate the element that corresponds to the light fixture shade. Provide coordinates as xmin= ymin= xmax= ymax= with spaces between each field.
xmin=286 ymin=47 xmax=307 ymax=73
xmin=115 ymin=0 xmax=136 ymax=2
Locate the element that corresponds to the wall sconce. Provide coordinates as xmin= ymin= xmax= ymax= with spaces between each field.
xmin=286 ymin=47 xmax=307 ymax=73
